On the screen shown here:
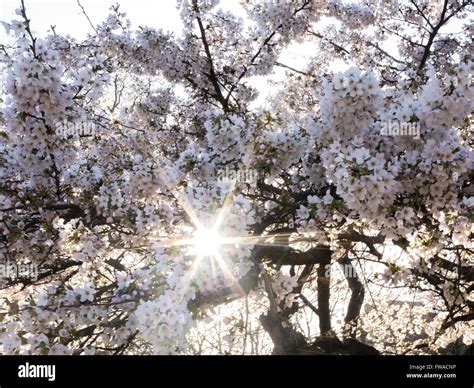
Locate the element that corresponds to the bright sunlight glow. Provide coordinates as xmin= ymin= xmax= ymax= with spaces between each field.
xmin=191 ymin=228 xmax=222 ymax=257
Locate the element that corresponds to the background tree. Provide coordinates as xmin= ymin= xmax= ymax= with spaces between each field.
xmin=0 ymin=0 xmax=472 ymax=354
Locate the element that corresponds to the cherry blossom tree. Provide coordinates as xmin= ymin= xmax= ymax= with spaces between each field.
xmin=0 ymin=0 xmax=472 ymax=355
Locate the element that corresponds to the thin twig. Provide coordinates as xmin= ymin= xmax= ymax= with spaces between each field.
xmin=77 ymin=0 xmax=97 ymax=33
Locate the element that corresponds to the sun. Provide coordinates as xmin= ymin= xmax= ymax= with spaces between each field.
xmin=191 ymin=228 xmax=223 ymax=257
